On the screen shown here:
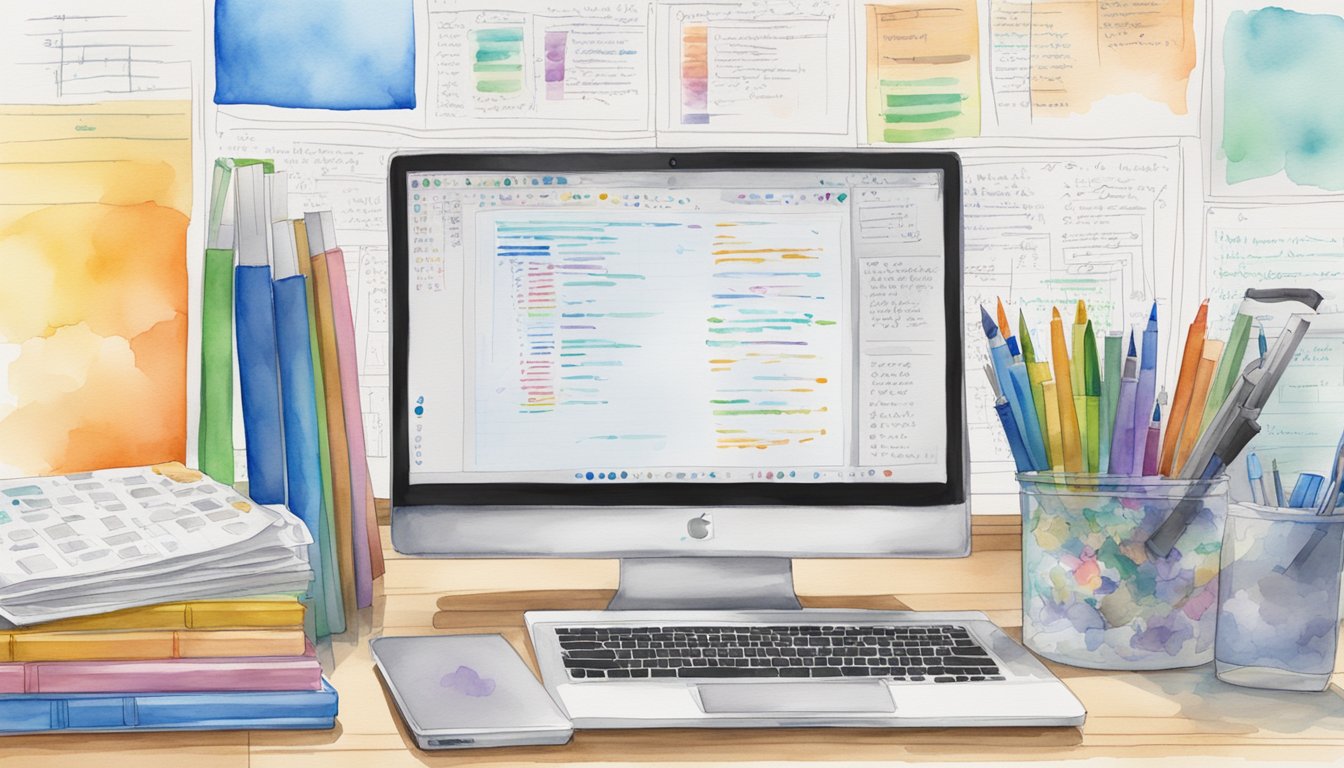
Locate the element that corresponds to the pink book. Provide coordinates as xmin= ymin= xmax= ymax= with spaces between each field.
xmin=306 ymin=211 xmax=374 ymax=608
xmin=0 ymin=641 xmax=321 ymax=694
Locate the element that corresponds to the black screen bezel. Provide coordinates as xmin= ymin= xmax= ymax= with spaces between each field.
xmin=390 ymin=151 xmax=964 ymax=507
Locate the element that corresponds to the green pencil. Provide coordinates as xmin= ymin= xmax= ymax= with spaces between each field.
xmin=1083 ymin=321 xmax=1101 ymax=473
xmin=1101 ymin=332 xmax=1122 ymax=473
xmin=1199 ymin=312 xmax=1252 ymax=434
xmin=1019 ymin=310 xmax=1050 ymax=449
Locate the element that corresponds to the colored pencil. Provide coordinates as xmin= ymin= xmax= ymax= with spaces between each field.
xmin=1009 ymin=361 xmax=1047 ymax=470
xmin=1143 ymin=400 xmax=1162 ymax=476
xmin=1131 ymin=303 xmax=1158 ymax=475
xmin=1108 ymin=334 xmax=1139 ymax=475
xmin=983 ymin=307 xmax=1047 ymax=470
xmin=1071 ymin=300 xmax=1087 ymax=396
xmin=1050 ymin=307 xmax=1084 ymax=472
xmin=1020 ymin=310 xmax=1050 ymax=450
xmin=1042 ymin=379 xmax=1064 ymax=471
xmin=985 ymin=365 xmax=1032 ymax=472
xmin=1158 ymin=299 xmax=1208 ymax=476
xmin=997 ymin=298 xmax=1020 ymax=358
xmin=1199 ymin=311 xmax=1251 ymax=435
xmin=1101 ymin=332 xmax=1122 ymax=473
xmin=1173 ymin=338 xmax=1222 ymax=475
xmin=1083 ymin=321 xmax=1101 ymax=473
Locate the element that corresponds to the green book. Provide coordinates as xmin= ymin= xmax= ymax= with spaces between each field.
xmin=198 ymin=159 xmax=236 ymax=484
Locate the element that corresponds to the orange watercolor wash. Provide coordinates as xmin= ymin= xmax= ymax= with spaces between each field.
xmin=0 ymin=102 xmax=190 ymax=478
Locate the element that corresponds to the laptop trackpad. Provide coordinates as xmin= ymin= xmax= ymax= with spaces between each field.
xmin=697 ymin=683 xmax=895 ymax=714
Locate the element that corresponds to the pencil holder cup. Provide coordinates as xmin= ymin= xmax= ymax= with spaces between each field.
xmin=1019 ymin=472 xmax=1228 ymax=670
xmin=1215 ymin=503 xmax=1344 ymax=691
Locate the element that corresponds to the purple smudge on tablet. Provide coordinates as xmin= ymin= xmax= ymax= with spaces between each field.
xmin=441 ymin=666 xmax=496 ymax=697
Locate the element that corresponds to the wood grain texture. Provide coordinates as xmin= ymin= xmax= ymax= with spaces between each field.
xmin=13 ymin=516 xmax=1344 ymax=765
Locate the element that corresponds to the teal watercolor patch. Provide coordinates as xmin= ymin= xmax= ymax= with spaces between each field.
xmin=1223 ymin=7 xmax=1344 ymax=190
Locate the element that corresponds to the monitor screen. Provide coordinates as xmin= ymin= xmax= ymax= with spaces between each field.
xmin=392 ymin=153 xmax=962 ymax=508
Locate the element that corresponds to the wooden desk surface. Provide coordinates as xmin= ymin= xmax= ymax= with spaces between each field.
xmin=4 ymin=516 xmax=1343 ymax=766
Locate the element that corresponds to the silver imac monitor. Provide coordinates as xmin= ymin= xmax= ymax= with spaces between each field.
xmin=389 ymin=151 xmax=967 ymax=610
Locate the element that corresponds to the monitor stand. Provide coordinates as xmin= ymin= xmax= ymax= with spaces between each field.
xmin=607 ymin=557 xmax=803 ymax=611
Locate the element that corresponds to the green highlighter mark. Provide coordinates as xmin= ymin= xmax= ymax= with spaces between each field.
xmin=883 ymin=127 xmax=957 ymax=143
xmin=477 ymin=79 xmax=523 ymax=93
xmin=474 ymin=28 xmax=524 ymax=42
xmin=884 ymin=110 xmax=962 ymax=123
xmin=885 ymin=93 xmax=962 ymax=107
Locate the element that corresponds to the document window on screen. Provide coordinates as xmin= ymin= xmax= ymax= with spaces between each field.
xmin=405 ymin=169 xmax=947 ymax=486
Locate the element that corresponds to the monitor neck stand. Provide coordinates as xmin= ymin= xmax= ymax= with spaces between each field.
xmin=607 ymin=557 xmax=803 ymax=611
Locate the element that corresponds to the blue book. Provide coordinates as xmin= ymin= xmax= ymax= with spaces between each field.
xmin=233 ymin=164 xmax=286 ymax=505
xmin=271 ymin=221 xmax=333 ymax=637
xmin=0 ymin=679 xmax=336 ymax=734
xmin=235 ymin=265 xmax=286 ymax=504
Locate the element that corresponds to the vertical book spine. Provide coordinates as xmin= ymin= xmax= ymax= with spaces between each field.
xmin=235 ymin=265 xmax=286 ymax=504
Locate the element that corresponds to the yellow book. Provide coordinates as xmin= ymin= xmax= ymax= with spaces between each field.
xmin=3 ymin=598 xmax=304 ymax=635
xmin=4 ymin=628 xmax=307 ymax=663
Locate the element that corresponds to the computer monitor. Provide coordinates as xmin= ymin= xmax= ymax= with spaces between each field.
xmin=389 ymin=151 xmax=966 ymax=610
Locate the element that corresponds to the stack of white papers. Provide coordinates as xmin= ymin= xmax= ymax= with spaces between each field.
xmin=0 ymin=463 xmax=312 ymax=625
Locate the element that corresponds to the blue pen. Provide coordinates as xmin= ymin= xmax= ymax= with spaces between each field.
xmin=1130 ymin=303 xmax=1158 ymax=475
xmin=985 ymin=365 xmax=1032 ymax=472
xmin=982 ymin=307 xmax=1048 ymax=470
xmin=1258 ymin=323 xmax=1268 ymax=359
xmin=1246 ymin=452 xmax=1267 ymax=505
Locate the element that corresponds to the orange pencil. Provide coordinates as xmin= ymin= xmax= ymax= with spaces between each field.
xmin=1049 ymin=307 xmax=1083 ymax=472
xmin=996 ymin=297 xmax=1020 ymax=358
xmin=1158 ymin=299 xmax=1209 ymax=476
xmin=1173 ymin=338 xmax=1223 ymax=475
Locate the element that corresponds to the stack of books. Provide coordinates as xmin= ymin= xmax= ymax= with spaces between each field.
xmin=0 ymin=465 xmax=337 ymax=733
xmin=198 ymin=159 xmax=384 ymax=638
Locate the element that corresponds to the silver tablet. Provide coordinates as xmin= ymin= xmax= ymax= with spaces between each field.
xmin=371 ymin=634 xmax=573 ymax=750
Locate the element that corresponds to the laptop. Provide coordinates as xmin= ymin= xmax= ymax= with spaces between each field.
xmin=526 ymin=610 xmax=1085 ymax=728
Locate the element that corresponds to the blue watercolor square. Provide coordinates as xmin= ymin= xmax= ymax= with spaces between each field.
xmin=214 ymin=0 xmax=416 ymax=110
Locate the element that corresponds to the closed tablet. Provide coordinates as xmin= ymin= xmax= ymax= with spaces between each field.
xmin=371 ymin=634 xmax=572 ymax=749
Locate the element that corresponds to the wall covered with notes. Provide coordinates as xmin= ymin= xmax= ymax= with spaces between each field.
xmin=1 ymin=0 xmax=1342 ymax=510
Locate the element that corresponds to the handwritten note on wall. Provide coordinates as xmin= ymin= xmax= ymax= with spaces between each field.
xmin=989 ymin=0 xmax=1196 ymax=126
xmin=865 ymin=1 xmax=981 ymax=143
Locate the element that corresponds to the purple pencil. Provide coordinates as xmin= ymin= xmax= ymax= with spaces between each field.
xmin=1131 ymin=303 xmax=1158 ymax=475
xmin=1109 ymin=333 xmax=1139 ymax=474
xmin=1142 ymin=401 xmax=1162 ymax=476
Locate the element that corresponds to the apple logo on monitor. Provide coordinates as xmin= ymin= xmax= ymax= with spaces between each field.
xmin=687 ymin=513 xmax=712 ymax=540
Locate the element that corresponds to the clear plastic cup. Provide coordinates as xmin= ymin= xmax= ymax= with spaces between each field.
xmin=1019 ymin=472 xmax=1228 ymax=669
xmin=1215 ymin=503 xmax=1344 ymax=691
